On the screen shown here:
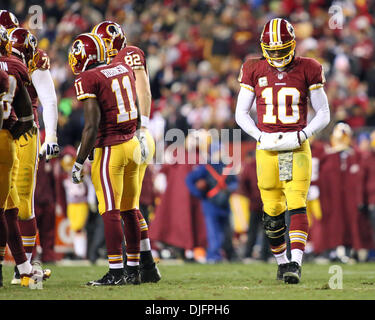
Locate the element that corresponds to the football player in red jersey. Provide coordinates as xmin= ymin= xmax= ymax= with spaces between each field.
xmin=69 ymin=33 xmax=142 ymax=285
xmin=0 ymin=24 xmax=38 ymax=287
xmin=92 ymin=21 xmax=160 ymax=283
xmin=3 ymin=26 xmax=57 ymax=284
xmin=235 ymin=18 xmax=330 ymax=283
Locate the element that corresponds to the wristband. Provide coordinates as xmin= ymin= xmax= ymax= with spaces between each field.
xmin=141 ymin=115 xmax=150 ymax=128
xmin=18 ymin=114 xmax=34 ymax=122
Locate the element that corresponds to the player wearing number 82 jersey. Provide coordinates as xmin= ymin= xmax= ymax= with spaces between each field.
xmin=69 ymin=33 xmax=142 ymax=285
xmin=235 ymin=18 xmax=330 ymax=284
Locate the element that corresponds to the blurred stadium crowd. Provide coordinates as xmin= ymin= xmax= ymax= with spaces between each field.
xmin=3 ymin=0 xmax=375 ymax=265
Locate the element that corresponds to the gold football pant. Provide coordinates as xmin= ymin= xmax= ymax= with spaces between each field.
xmin=91 ymin=137 xmax=141 ymax=215
xmin=136 ymin=128 xmax=155 ymax=205
xmin=256 ymin=140 xmax=312 ymax=217
xmin=0 ymin=130 xmax=18 ymax=209
xmin=6 ymin=130 xmax=39 ymax=221
xmin=67 ymin=203 xmax=89 ymax=232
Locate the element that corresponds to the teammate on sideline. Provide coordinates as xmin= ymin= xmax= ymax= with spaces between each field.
xmin=0 ymin=10 xmax=59 ymax=284
xmin=0 ymin=25 xmax=38 ymax=288
xmin=69 ymin=32 xmax=142 ymax=285
xmin=235 ymin=18 xmax=330 ymax=283
xmin=92 ymin=20 xmax=160 ymax=283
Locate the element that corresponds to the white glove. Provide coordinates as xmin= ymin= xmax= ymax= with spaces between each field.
xmin=39 ymin=135 xmax=60 ymax=161
xmin=258 ymin=132 xmax=284 ymax=150
xmin=72 ymin=162 xmax=84 ymax=184
xmin=263 ymin=131 xmax=307 ymax=152
xmin=138 ymin=130 xmax=149 ymax=163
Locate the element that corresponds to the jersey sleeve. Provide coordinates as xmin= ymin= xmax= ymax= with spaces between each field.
xmin=35 ymin=49 xmax=50 ymax=71
xmin=238 ymin=59 xmax=258 ymax=93
xmin=75 ymin=71 xmax=98 ymax=101
xmin=113 ymin=46 xmax=147 ymax=73
xmin=306 ymin=58 xmax=325 ymax=91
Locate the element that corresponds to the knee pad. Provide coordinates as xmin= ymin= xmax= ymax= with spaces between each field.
xmin=262 ymin=211 xmax=287 ymax=246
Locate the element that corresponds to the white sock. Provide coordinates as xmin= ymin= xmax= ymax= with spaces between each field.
xmin=274 ymin=251 xmax=289 ymax=265
xmin=25 ymin=252 xmax=32 ymax=262
xmin=73 ymin=232 xmax=87 ymax=258
xmin=291 ymin=249 xmax=304 ymax=266
xmin=140 ymin=238 xmax=151 ymax=252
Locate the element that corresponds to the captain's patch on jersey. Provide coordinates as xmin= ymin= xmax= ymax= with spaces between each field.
xmin=258 ymin=76 xmax=268 ymax=87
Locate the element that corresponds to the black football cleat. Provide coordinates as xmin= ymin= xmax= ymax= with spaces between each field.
xmin=140 ymin=263 xmax=161 ymax=283
xmin=283 ymin=261 xmax=301 ymax=284
xmin=276 ymin=263 xmax=289 ymax=280
xmin=86 ymin=271 xmax=125 ymax=286
xmin=124 ymin=266 xmax=141 ymax=285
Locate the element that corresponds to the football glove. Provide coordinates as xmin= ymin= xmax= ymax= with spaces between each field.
xmin=138 ymin=130 xmax=149 ymax=163
xmin=260 ymin=130 xmax=308 ymax=152
xmin=258 ymin=132 xmax=283 ymax=150
xmin=39 ymin=135 xmax=60 ymax=161
xmin=72 ymin=162 xmax=84 ymax=184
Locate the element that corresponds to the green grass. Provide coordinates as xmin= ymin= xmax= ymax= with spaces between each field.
xmin=1 ymin=262 xmax=375 ymax=300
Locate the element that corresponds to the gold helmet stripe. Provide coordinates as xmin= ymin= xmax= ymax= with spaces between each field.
xmin=91 ymin=34 xmax=105 ymax=61
xmin=272 ymin=19 xmax=278 ymax=43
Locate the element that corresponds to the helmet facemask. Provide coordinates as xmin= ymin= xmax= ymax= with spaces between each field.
xmin=261 ymin=39 xmax=296 ymax=68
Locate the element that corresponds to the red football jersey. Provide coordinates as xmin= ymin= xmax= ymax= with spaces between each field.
xmin=0 ymin=55 xmax=30 ymax=130
xmin=238 ymin=56 xmax=325 ymax=133
xmin=111 ymin=45 xmax=148 ymax=74
xmin=75 ymin=61 xmax=138 ymax=148
xmin=27 ymin=48 xmax=51 ymax=127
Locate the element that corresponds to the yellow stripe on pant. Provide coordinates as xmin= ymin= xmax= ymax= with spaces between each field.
xmin=256 ymin=140 xmax=312 ymax=217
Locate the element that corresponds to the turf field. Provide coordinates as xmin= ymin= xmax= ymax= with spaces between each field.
xmin=1 ymin=261 xmax=375 ymax=301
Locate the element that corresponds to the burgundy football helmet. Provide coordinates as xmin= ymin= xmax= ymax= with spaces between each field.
xmin=260 ymin=18 xmax=296 ymax=68
xmin=0 ymin=10 xmax=19 ymax=30
xmin=68 ymin=33 xmax=107 ymax=75
xmin=91 ymin=21 xmax=127 ymax=58
xmin=9 ymin=28 xmax=38 ymax=71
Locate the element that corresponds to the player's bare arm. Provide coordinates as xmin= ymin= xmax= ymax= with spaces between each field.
xmin=10 ymin=84 xmax=34 ymax=139
xmin=134 ymin=69 xmax=152 ymax=126
xmin=76 ymin=97 xmax=101 ymax=165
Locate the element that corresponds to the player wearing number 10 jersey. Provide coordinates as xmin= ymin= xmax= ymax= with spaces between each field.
xmin=235 ymin=18 xmax=330 ymax=283
xmin=69 ymin=33 xmax=142 ymax=286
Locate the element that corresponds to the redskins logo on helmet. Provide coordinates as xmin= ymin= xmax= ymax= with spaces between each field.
xmin=260 ymin=18 xmax=296 ymax=68
xmin=0 ymin=24 xmax=11 ymax=57
xmin=9 ymin=28 xmax=38 ymax=71
xmin=0 ymin=10 xmax=19 ymax=30
xmin=68 ymin=33 xmax=107 ymax=75
xmin=91 ymin=21 xmax=127 ymax=58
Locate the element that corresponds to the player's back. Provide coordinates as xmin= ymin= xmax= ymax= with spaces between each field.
xmin=75 ymin=61 xmax=138 ymax=148
xmin=0 ymin=55 xmax=30 ymax=130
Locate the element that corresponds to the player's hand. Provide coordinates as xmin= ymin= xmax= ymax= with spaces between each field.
xmin=261 ymin=131 xmax=303 ymax=151
xmin=39 ymin=135 xmax=60 ymax=162
xmin=258 ymin=132 xmax=282 ymax=150
xmin=10 ymin=120 xmax=34 ymax=140
xmin=72 ymin=162 xmax=84 ymax=184
xmin=138 ymin=130 xmax=149 ymax=163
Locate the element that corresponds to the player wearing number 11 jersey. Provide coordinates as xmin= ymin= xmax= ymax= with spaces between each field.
xmin=235 ymin=18 xmax=330 ymax=283
xmin=69 ymin=33 xmax=142 ymax=285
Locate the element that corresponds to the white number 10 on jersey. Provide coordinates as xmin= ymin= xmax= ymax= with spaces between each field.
xmin=262 ymin=87 xmax=300 ymax=124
